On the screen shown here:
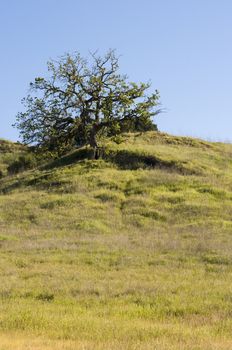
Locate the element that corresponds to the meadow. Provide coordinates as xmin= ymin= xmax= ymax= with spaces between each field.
xmin=0 ymin=132 xmax=232 ymax=349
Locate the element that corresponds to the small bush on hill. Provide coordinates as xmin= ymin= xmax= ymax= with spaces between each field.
xmin=7 ymin=153 xmax=37 ymax=175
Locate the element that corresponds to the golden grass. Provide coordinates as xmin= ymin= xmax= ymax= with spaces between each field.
xmin=2 ymin=332 xmax=232 ymax=350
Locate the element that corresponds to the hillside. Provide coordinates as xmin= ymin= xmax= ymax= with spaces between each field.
xmin=0 ymin=139 xmax=27 ymax=175
xmin=0 ymin=131 xmax=232 ymax=349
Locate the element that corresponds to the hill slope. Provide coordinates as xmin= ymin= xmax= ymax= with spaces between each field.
xmin=0 ymin=139 xmax=26 ymax=175
xmin=0 ymin=132 xmax=232 ymax=349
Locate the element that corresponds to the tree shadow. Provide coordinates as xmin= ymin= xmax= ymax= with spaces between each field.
xmin=42 ymin=148 xmax=93 ymax=170
xmin=104 ymin=149 xmax=197 ymax=175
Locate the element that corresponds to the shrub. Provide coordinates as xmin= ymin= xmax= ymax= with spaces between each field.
xmin=7 ymin=153 xmax=37 ymax=175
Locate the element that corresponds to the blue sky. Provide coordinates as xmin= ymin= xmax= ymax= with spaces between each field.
xmin=0 ymin=0 xmax=232 ymax=141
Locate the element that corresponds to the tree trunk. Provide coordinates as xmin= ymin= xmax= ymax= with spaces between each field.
xmin=89 ymin=125 xmax=99 ymax=159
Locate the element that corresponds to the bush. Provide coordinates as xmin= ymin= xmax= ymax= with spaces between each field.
xmin=7 ymin=153 xmax=37 ymax=175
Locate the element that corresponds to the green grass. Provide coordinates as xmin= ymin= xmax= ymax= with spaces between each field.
xmin=0 ymin=132 xmax=232 ymax=349
xmin=0 ymin=139 xmax=28 ymax=176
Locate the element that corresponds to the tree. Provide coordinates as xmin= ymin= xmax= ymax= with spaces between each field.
xmin=15 ymin=50 xmax=161 ymax=158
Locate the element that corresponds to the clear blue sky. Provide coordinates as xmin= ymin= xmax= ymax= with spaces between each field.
xmin=1 ymin=0 xmax=232 ymax=141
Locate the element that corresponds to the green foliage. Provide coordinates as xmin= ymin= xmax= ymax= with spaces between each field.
xmin=14 ymin=50 xmax=161 ymax=157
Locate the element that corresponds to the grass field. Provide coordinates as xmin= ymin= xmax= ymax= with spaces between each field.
xmin=0 ymin=132 xmax=232 ymax=349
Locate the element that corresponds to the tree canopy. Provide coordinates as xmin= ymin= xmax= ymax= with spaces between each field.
xmin=15 ymin=50 xmax=161 ymax=158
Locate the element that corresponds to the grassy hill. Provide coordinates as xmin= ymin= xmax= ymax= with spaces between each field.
xmin=0 ymin=139 xmax=27 ymax=175
xmin=0 ymin=131 xmax=232 ymax=349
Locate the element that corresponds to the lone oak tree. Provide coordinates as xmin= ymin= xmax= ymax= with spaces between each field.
xmin=15 ymin=50 xmax=161 ymax=158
